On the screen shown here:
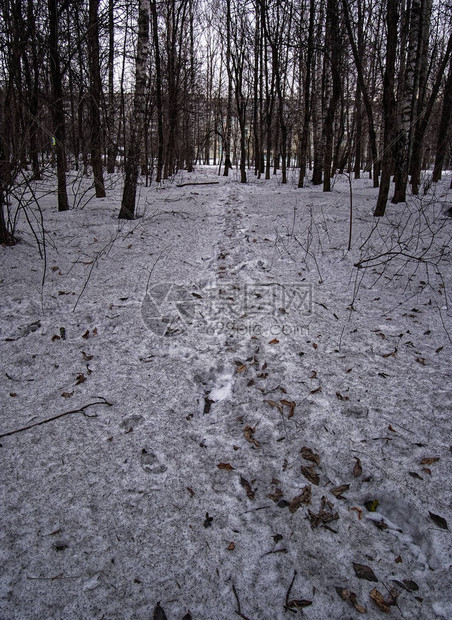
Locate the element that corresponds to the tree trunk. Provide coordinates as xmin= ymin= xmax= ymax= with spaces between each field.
xmin=119 ymin=0 xmax=150 ymax=220
xmin=48 ymin=0 xmax=69 ymax=212
xmin=392 ymin=0 xmax=422 ymax=203
xmin=88 ymin=0 xmax=106 ymax=197
xmin=374 ymin=0 xmax=398 ymax=217
xmin=433 ymin=54 xmax=452 ymax=182
xmin=107 ymin=0 xmax=116 ymax=173
xmin=298 ymin=0 xmax=315 ymax=188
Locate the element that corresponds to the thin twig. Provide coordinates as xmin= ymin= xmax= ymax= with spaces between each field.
xmin=285 ymin=570 xmax=297 ymax=610
xmin=0 ymin=397 xmax=112 ymax=439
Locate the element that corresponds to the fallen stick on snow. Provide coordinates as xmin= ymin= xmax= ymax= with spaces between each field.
xmin=0 ymin=397 xmax=112 ymax=439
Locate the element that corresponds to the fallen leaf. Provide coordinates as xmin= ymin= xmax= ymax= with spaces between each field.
xmin=186 ymin=487 xmax=195 ymax=497
xmin=281 ymin=399 xmax=296 ymax=418
xmin=9 ymin=392 xmax=17 ymax=397
xmin=369 ymin=588 xmax=390 ymax=612
xmin=330 ymin=484 xmax=350 ymax=499
xmin=336 ymin=391 xmax=349 ymax=401
xmin=217 ymin=462 xmax=234 ymax=471
xmin=264 ymin=399 xmax=283 ymax=413
xmin=75 ymin=373 xmax=86 ymax=385
xmin=300 ymin=446 xmax=320 ymax=465
xmin=153 ymin=601 xmax=168 ymax=620
xmin=310 ymin=386 xmax=322 ymax=394
xmin=268 ymin=488 xmax=284 ymax=503
xmin=82 ymin=351 xmax=93 ymax=361
xmin=243 ymin=425 xmax=261 ymax=448
xmin=82 ymin=330 xmax=90 ymax=339
xmin=392 ymin=579 xmax=419 ymax=592
xmin=308 ymin=496 xmax=338 ymax=529
xmin=353 ymin=563 xmax=378 ymax=582
xmin=415 ymin=357 xmax=426 ymax=365
xmin=429 ymin=511 xmax=448 ymax=530
xmin=51 ymin=335 xmax=61 ymax=342
xmin=61 ymin=392 xmax=74 ymax=398
xmin=364 ymin=499 xmax=379 ymax=512
xmin=353 ymin=457 xmax=362 ymax=477
xmin=395 ymin=555 xmax=403 ymax=563
xmin=240 ymin=477 xmax=255 ymax=500
xmin=227 ymin=542 xmax=235 ymax=551
xmin=301 ymin=465 xmax=320 ymax=485
xmin=288 ymin=486 xmax=312 ymax=513
xmin=388 ymin=424 xmax=396 ymax=432
xmin=335 ymin=588 xmax=366 ymax=613
xmin=350 ymin=506 xmax=363 ymax=520
xmin=420 ymin=457 xmax=439 ymax=465
xmin=312 ymin=342 xmax=318 ymax=349
xmin=409 ymin=471 xmax=423 ymax=480
xmin=236 ymin=364 xmax=247 ymax=373
xmin=310 ymin=370 xmax=317 ymax=379
xmin=268 ymin=338 xmax=279 ymax=344
xmin=287 ymin=600 xmax=312 ymax=609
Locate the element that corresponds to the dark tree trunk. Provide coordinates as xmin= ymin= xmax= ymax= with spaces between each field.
xmin=375 ymin=0 xmax=398 ymax=217
xmin=88 ymin=0 xmax=106 ymax=197
xmin=48 ymin=0 xmax=69 ymax=211
xmin=119 ymin=0 xmax=150 ymax=220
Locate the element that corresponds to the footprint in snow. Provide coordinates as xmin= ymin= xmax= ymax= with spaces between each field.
xmin=140 ymin=449 xmax=167 ymax=475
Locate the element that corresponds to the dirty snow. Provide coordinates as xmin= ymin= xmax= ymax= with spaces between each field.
xmin=1 ymin=166 xmax=451 ymax=619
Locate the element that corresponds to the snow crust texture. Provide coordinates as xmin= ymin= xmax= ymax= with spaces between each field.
xmin=1 ymin=168 xmax=451 ymax=619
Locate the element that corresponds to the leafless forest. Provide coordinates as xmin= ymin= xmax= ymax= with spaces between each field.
xmin=1 ymin=0 xmax=452 ymax=235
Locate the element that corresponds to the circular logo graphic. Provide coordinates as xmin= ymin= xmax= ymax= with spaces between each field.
xmin=141 ymin=283 xmax=197 ymax=337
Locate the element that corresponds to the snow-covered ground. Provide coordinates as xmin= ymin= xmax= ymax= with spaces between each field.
xmin=1 ymin=166 xmax=451 ymax=619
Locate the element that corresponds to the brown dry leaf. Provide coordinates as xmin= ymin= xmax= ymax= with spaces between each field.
xmin=217 ymin=462 xmax=234 ymax=471
xmin=300 ymin=446 xmax=320 ymax=465
xmin=75 ymin=373 xmax=86 ymax=385
xmin=186 ymin=487 xmax=195 ymax=497
xmin=301 ymin=465 xmax=320 ymax=486
xmin=243 ymin=425 xmax=261 ymax=448
xmin=382 ymin=349 xmax=397 ymax=358
xmin=92 ymin=327 xmax=98 ymax=335
xmin=287 ymin=600 xmax=312 ymax=610
xmin=310 ymin=386 xmax=322 ymax=394
xmin=82 ymin=330 xmax=90 ymax=339
xmin=409 ymin=471 xmax=423 ymax=480
xmin=415 ymin=357 xmax=426 ymax=365
xmin=330 ymin=484 xmax=350 ymax=499
xmin=349 ymin=592 xmax=366 ymax=614
xmin=82 ymin=351 xmax=94 ymax=361
xmin=336 ymin=391 xmax=349 ymax=401
xmin=310 ymin=370 xmax=317 ymax=379
xmin=61 ymin=391 xmax=74 ymax=398
xmin=312 ymin=342 xmax=318 ymax=349
xmin=369 ymin=588 xmax=391 ymax=612
xmin=51 ymin=334 xmax=61 ymax=342
xmin=349 ymin=506 xmax=363 ymax=520
xmin=420 ymin=457 xmax=440 ymax=465
xmin=236 ymin=364 xmax=247 ymax=373
xmin=281 ymin=399 xmax=296 ymax=418
xmin=227 ymin=542 xmax=235 ymax=551
xmin=308 ymin=496 xmax=339 ymax=529
xmin=268 ymin=338 xmax=279 ymax=344
xmin=264 ymin=399 xmax=283 ymax=413
xmin=240 ymin=477 xmax=255 ymax=500
xmin=268 ymin=488 xmax=284 ymax=503
xmin=288 ymin=486 xmax=312 ymax=513
xmin=353 ymin=562 xmax=378 ymax=582
xmin=353 ymin=457 xmax=362 ymax=477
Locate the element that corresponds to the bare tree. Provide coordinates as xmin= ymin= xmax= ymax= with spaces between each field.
xmin=119 ymin=0 xmax=150 ymax=220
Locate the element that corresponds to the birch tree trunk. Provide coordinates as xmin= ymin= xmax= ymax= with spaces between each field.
xmin=392 ymin=0 xmax=422 ymax=204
